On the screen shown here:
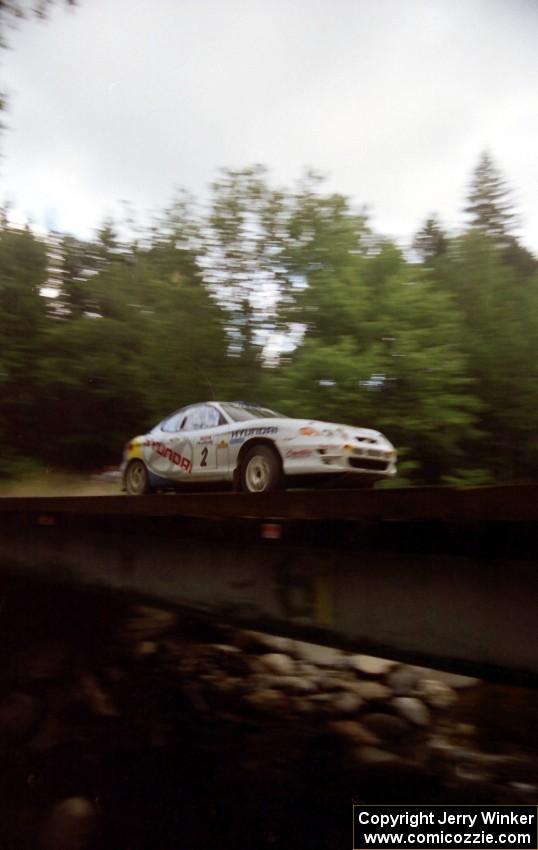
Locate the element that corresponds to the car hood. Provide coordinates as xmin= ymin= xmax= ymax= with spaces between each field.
xmin=287 ymin=418 xmax=393 ymax=445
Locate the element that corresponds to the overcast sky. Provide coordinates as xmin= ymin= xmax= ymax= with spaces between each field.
xmin=1 ymin=0 xmax=537 ymax=251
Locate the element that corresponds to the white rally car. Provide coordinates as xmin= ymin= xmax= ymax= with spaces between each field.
xmin=122 ymin=401 xmax=397 ymax=495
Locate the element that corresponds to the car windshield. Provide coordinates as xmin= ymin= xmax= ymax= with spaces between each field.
xmin=220 ymin=402 xmax=283 ymax=422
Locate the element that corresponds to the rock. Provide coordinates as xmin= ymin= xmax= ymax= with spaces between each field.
xmin=453 ymin=764 xmax=494 ymax=784
xmin=315 ymin=674 xmax=350 ymax=692
xmin=308 ymin=693 xmax=338 ymax=707
xmin=292 ymin=641 xmax=344 ymax=668
xmin=417 ymin=678 xmax=457 ymax=709
xmin=209 ymin=643 xmax=243 ymax=657
xmin=0 ymin=692 xmax=42 ymax=745
xmin=386 ymin=666 xmax=421 ymax=695
xmin=421 ymin=669 xmax=480 ymax=689
xmin=361 ymin=712 xmax=411 ymax=742
xmin=292 ymin=698 xmax=317 ymax=715
xmin=437 ymin=744 xmax=527 ymax=778
xmin=258 ymin=653 xmax=295 ymax=676
xmin=427 ymin=738 xmax=520 ymax=782
xmin=38 ymin=797 xmax=98 ymax=850
xmin=347 ymin=655 xmax=396 ymax=677
xmin=392 ymin=697 xmax=430 ymax=727
xmin=344 ymin=681 xmax=392 ymax=702
xmin=234 ymin=630 xmax=295 ymax=655
xmin=266 ymin=675 xmax=318 ymax=696
xmin=243 ymin=688 xmax=289 ymax=715
xmin=294 ymin=662 xmax=319 ymax=678
xmin=123 ymin=606 xmax=177 ymax=639
xmin=328 ymin=719 xmax=379 ymax=746
xmin=271 ymin=636 xmax=295 ymax=655
xmin=428 ymin=734 xmax=455 ymax=756
xmin=135 ymin=640 xmax=159 ymax=657
xmin=75 ymin=672 xmax=119 ymax=717
xmin=354 ymin=746 xmax=402 ymax=766
xmin=391 ymin=664 xmax=480 ymax=690
xmin=205 ymin=644 xmax=252 ymax=675
xmin=509 ymin=782 xmax=538 ymax=799
xmin=455 ymin=723 xmax=477 ymax=738
xmin=203 ymin=674 xmax=243 ymax=702
xmin=328 ymin=692 xmax=364 ymax=715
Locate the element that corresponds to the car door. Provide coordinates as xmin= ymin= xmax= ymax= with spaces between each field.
xmin=145 ymin=407 xmax=194 ymax=482
xmin=189 ymin=404 xmax=226 ymax=478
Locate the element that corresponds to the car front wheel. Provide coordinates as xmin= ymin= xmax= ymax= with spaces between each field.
xmin=239 ymin=445 xmax=282 ymax=493
xmin=125 ymin=459 xmax=151 ymax=496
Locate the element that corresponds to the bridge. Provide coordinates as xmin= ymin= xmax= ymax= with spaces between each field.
xmin=0 ymin=485 xmax=536 ymax=684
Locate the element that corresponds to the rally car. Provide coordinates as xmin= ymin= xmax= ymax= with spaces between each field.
xmin=121 ymin=401 xmax=397 ymax=495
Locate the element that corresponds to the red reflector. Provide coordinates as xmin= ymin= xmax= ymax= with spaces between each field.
xmin=261 ymin=523 xmax=281 ymax=540
xmin=37 ymin=515 xmax=56 ymax=526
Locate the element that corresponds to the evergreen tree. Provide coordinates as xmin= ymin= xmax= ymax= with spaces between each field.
xmin=501 ymin=236 xmax=538 ymax=278
xmin=0 ymin=222 xmax=48 ymax=461
xmin=464 ymin=152 xmax=517 ymax=245
xmin=412 ymin=215 xmax=448 ymax=264
xmin=436 ymin=231 xmax=538 ymax=481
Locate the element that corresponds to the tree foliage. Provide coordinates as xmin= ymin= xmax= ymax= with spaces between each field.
xmin=464 ymin=151 xmax=517 ymax=246
xmin=413 ymin=215 xmax=448 ymax=264
xmin=0 ymin=156 xmax=537 ymax=485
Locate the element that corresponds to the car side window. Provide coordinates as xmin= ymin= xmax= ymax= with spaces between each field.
xmin=183 ymin=405 xmax=223 ymax=431
xmin=182 ymin=406 xmax=206 ymax=431
xmin=203 ymin=406 xmax=222 ymax=428
xmin=161 ymin=409 xmax=186 ymax=432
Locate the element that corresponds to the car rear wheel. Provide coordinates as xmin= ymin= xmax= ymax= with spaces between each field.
xmin=125 ymin=459 xmax=151 ymax=496
xmin=240 ymin=445 xmax=282 ymax=494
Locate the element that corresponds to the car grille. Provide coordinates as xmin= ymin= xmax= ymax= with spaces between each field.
xmin=349 ymin=457 xmax=389 ymax=471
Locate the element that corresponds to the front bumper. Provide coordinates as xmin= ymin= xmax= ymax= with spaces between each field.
xmin=282 ymin=442 xmax=397 ymax=478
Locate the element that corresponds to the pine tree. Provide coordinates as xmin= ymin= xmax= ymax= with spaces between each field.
xmin=464 ymin=152 xmax=516 ymax=245
xmin=412 ymin=215 xmax=448 ymax=263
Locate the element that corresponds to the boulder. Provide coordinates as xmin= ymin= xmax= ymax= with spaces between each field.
xmin=361 ymin=712 xmax=411 ymax=742
xmin=292 ymin=641 xmax=344 ymax=668
xmin=38 ymin=797 xmax=98 ymax=850
xmin=258 ymin=653 xmax=295 ymax=676
xmin=392 ymin=696 xmax=430 ymax=727
xmin=327 ymin=719 xmax=379 ymax=746
xmin=347 ymin=655 xmax=396 ymax=677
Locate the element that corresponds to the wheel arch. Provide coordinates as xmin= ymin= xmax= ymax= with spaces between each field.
xmin=233 ymin=438 xmax=283 ymax=489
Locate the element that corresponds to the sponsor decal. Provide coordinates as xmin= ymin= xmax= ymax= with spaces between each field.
xmin=230 ymin=426 xmax=278 ymax=439
xmin=217 ymin=440 xmax=228 ymax=449
xmin=285 ymin=448 xmax=313 ymax=458
xmin=143 ymin=439 xmax=192 ymax=474
xmin=198 ymin=435 xmax=213 ymax=445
